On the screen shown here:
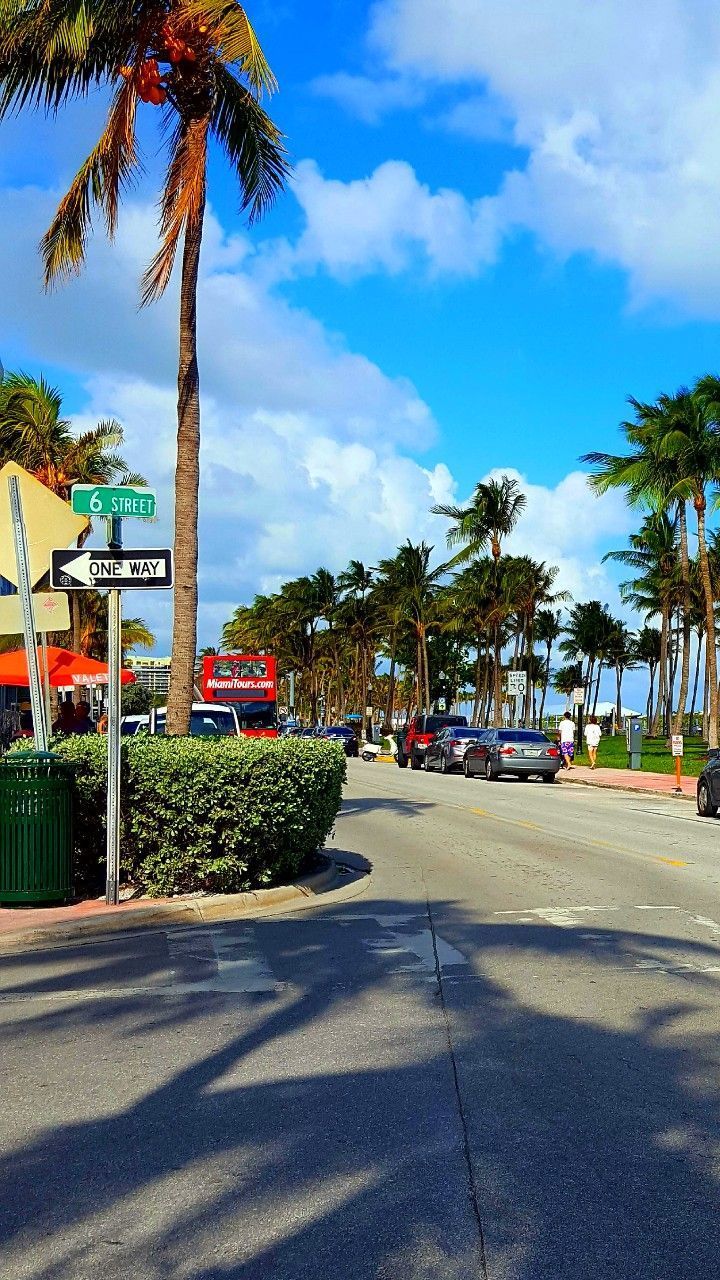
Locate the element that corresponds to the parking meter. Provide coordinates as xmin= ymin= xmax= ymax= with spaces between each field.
xmin=626 ymin=718 xmax=642 ymax=770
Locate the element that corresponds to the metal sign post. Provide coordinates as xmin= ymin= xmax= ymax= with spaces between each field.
xmin=671 ymin=733 xmax=684 ymax=795
xmin=8 ymin=476 xmax=48 ymax=751
xmin=106 ymin=515 xmax=123 ymax=907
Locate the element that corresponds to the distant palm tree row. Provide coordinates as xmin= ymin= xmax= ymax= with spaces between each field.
xmin=224 ymin=448 xmax=720 ymax=738
xmin=223 ymin=477 xmax=574 ymax=732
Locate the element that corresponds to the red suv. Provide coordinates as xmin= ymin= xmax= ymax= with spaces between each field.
xmin=397 ymin=713 xmax=469 ymax=770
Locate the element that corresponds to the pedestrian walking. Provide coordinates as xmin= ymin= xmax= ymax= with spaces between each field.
xmin=559 ymin=712 xmax=576 ymax=769
xmin=584 ymin=715 xmax=602 ymax=769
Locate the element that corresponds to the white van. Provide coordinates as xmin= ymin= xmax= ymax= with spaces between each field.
xmin=120 ymin=702 xmax=241 ymax=737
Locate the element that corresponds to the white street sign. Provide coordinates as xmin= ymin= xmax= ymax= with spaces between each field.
xmin=671 ymin=734 xmax=684 ymax=757
xmin=51 ymin=548 xmax=173 ymax=590
xmin=507 ymin=671 xmax=527 ymax=697
xmin=573 ymin=686 xmax=585 ymax=706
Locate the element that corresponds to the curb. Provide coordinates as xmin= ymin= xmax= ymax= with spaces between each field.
xmin=558 ymin=773 xmax=696 ymax=801
xmin=0 ymin=855 xmax=371 ymax=952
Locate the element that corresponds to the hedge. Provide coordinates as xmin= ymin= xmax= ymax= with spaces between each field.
xmin=32 ymin=736 xmax=346 ymax=897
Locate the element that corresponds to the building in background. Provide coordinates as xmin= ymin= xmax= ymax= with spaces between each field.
xmin=126 ymin=656 xmax=171 ymax=697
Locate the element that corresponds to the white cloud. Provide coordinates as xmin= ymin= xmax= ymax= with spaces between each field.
xmin=0 ymin=186 xmax=453 ymax=649
xmin=354 ymin=0 xmax=720 ymax=313
xmin=0 ymin=184 xmax=635 ymax=654
xmin=309 ymin=72 xmax=425 ymax=124
xmin=290 ymin=158 xmax=501 ymax=279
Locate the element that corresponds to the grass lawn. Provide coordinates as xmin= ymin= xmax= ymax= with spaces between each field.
xmin=573 ymin=733 xmax=709 ymax=777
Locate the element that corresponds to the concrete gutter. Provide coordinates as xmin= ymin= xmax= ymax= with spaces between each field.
xmin=0 ymin=854 xmax=371 ymax=952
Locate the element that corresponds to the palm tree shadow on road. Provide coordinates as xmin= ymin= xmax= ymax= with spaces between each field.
xmin=0 ymin=904 xmax=719 ymax=1279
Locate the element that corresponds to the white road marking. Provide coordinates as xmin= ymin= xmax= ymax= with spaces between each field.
xmin=167 ymin=926 xmax=282 ymax=993
xmin=363 ymin=927 xmax=467 ymax=974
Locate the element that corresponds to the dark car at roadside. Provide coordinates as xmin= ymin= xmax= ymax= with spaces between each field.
xmin=318 ymin=725 xmax=360 ymax=757
xmin=425 ymin=726 xmax=488 ymax=774
xmin=697 ymin=749 xmax=720 ymax=816
xmin=464 ymin=728 xmax=561 ymax=783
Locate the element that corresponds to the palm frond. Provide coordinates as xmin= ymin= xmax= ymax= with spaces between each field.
xmin=182 ymin=0 xmax=277 ymax=93
xmin=141 ymin=115 xmax=208 ymax=304
xmin=40 ymin=78 xmax=140 ymax=283
xmin=211 ymin=64 xmax=288 ymax=223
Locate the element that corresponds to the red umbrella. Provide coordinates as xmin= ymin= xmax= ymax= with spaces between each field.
xmin=0 ymin=646 xmax=136 ymax=687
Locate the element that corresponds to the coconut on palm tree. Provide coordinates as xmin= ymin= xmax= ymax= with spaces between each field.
xmin=0 ymin=0 xmax=289 ymax=733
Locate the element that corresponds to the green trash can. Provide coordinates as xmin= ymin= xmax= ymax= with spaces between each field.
xmin=0 ymin=752 xmax=74 ymax=906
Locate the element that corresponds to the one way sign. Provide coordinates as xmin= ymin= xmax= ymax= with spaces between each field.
xmin=51 ymin=548 xmax=173 ymax=590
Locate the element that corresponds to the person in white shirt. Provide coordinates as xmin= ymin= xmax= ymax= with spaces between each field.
xmin=558 ymin=713 xmax=576 ymax=769
xmin=584 ymin=715 xmax=602 ymax=769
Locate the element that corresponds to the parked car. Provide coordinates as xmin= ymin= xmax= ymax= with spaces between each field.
xmin=397 ymin=713 xmax=469 ymax=770
xmin=318 ymin=725 xmax=359 ymax=757
xmin=425 ymin=726 xmax=488 ymax=774
xmin=697 ymin=749 xmax=720 ymax=816
xmin=464 ymin=728 xmax=561 ymax=782
xmin=120 ymin=703 xmax=241 ymax=737
xmin=299 ymin=726 xmax=320 ymax=738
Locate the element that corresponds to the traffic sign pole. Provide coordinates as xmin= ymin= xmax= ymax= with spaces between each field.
xmin=106 ymin=514 xmax=123 ymax=907
xmin=8 ymin=475 xmax=48 ymax=751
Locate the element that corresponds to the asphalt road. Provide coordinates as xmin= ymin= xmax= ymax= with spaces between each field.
xmin=1 ymin=761 xmax=719 ymax=1279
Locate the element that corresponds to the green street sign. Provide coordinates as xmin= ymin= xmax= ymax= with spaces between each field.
xmin=71 ymin=484 xmax=157 ymax=519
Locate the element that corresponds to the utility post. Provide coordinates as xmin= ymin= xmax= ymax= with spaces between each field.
xmin=106 ymin=514 xmax=123 ymax=906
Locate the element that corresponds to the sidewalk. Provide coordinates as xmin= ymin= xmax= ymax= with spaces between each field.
xmin=558 ymin=764 xmax=696 ymax=798
xmin=0 ymin=854 xmax=371 ymax=949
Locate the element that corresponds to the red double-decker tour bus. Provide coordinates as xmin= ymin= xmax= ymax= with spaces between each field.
xmin=201 ymin=654 xmax=278 ymax=737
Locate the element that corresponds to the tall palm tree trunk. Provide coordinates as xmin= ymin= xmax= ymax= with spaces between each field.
xmin=689 ymin=632 xmax=703 ymax=727
xmin=672 ymin=509 xmax=692 ymax=735
xmin=472 ymin=636 xmax=483 ymax=726
xmin=480 ymin=650 xmax=491 ymax=724
xmin=524 ymin=619 xmax=535 ymax=728
xmin=538 ymin=642 xmax=552 ymax=728
xmin=651 ymin=608 xmax=669 ymax=737
xmin=383 ymin=642 xmax=397 ymax=733
xmin=492 ymin=623 xmax=502 ymax=726
xmin=592 ymin=662 xmax=602 ymax=714
xmin=696 ymin=499 xmax=719 ymax=748
xmin=166 ymin=194 xmax=206 ymax=736
xmin=421 ymin=626 xmax=431 ymax=713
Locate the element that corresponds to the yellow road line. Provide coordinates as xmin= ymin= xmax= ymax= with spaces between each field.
xmin=470 ymin=807 xmax=687 ymax=866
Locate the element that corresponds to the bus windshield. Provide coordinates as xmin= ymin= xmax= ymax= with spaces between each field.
xmin=234 ymin=702 xmax=277 ymax=731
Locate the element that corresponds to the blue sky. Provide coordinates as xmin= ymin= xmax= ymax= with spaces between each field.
xmin=2 ymin=0 xmax=720 ymax=708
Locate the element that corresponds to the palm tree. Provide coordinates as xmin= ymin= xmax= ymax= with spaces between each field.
xmin=603 ymin=513 xmax=679 ymax=735
xmin=603 ymin=619 xmax=636 ymax=731
xmin=634 ymin=625 xmax=662 ymax=726
xmin=446 ymin=560 xmax=495 ymax=724
xmin=78 ymin=593 xmax=155 ymax=660
xmin=373 ymin=551 xmax=411 ymax=732
xmin=535 ymin=608 xmax=562 ymax=727
xmin=585 ymin=385 xmax=720 ymax=746
xmin=560 ymin=601 xmax=613 ymax=710
xmin=507 ymin=557 xmax=568 ymax=725
xmin=0 ymin=1 xmax=289 ymax=734
xmin=387 ymin=542 xmax=446 ymax=716
xmin=0 ymin=370 xmax=144 ymax=651
xmin=433 ymin=474 xmax=526 ymax=723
